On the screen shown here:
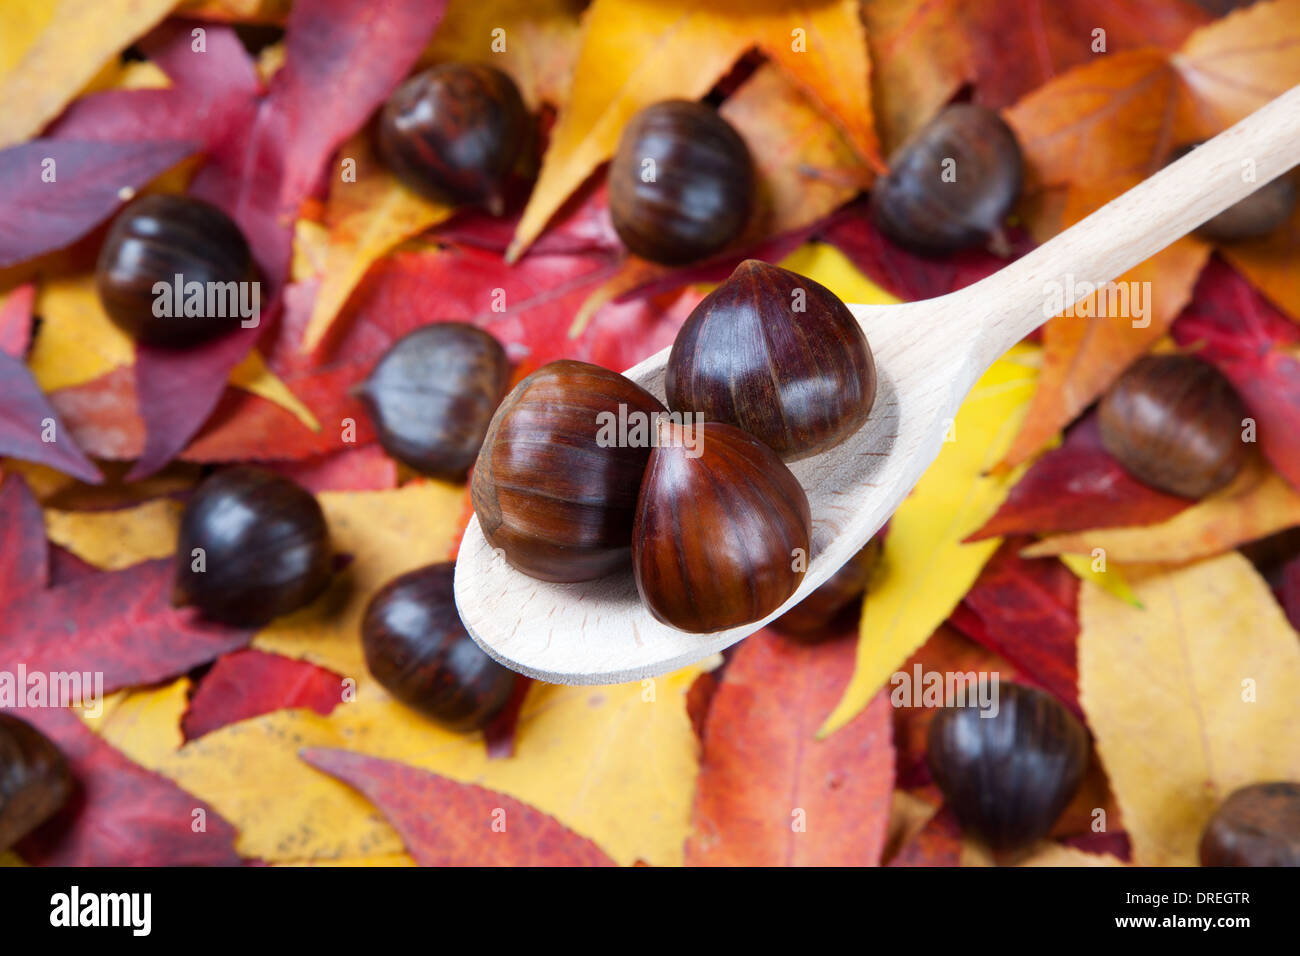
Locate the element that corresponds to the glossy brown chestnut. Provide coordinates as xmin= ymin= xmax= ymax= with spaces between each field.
xmin=609 ymin=100 xmax=755 ymax=265
xmin=173 ymin=467 xmax=332 ymax=626
xmin=362 ymin=562 xmax=516 ymax=731
xmin=1098 ymin=353 xmax=1248 ymax=499
xmin=97 ymin=194 xmax=257 ymax=348
xmin=1200 ymin=782 xmax=1300 ymax=866
xmin=1167 ymin=143 xmax=1298 ymax=242
xmin=377 ymin=63 xmax=529 ymax=214
xmin=774 ymin=538 xmax=881 ymax=639
xmin=0 ymin=714 xmax=73 ymax=852
xmin=666 ymin=259 xmax=877 ymax=461
xmin=927 ymin=682 xmax=1089 ymax=855
xmin=472 ymin=360 xmax=667 ymax=582
xmin=869 ymin=104 xmax=1023 ymax=255
xmin=634 ymin=420 xmax=812 ymax=633
xmin=356 ymin=323 xmax=511 ymax=482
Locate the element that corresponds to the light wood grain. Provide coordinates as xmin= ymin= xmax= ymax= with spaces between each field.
xmin=455 ymin=84 xmax=1300 ymax=685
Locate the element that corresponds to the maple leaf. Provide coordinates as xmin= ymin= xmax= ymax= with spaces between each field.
xmin=183 ymin=649 xmax=345 ymax=741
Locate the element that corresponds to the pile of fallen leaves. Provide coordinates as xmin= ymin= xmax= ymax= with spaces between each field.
xmin=1 ymin=0 xmax=1299 ymax=866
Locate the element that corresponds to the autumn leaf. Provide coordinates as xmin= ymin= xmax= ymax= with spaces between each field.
xmin=0 ymin=284 xmax=34 ymax=357
xmin=968 ymin=412 xmax=1191 ymax=540
xmin=0 ymin=139 xmax=196 ymax=268
xmin=10 ymin=707 xmax=240 ymax=867
xmin=820 ymin=346 xmax=1040 ymax=736
xmin=301 ymin=748 xmax=616 ymax=865
xmin=0 ymin=352 xmax=102 ymax=484
xmin=1023 ymin=458 xmax=1300 ymax=564
xmin=183 ymin=649 xmax=345 ymax=741
xmin=1078 ymin=553 xmax=1300 ymax=865
xmin=0 ymin=559 xmax=254 ymax=693
xmin=0 ymin=472 xmax=48 ymax=607
xmin=685 ymin=630 xmax=894 ymax=866
xmin=298 ymin=133 xmax=453 ymax=353
xmin=43 ymin=498 xmax=182 ymax=571
xmin=509 ymin=0 xmax=879 ymax=259
xmin=0 ymin=0 xmax=180 ymax=149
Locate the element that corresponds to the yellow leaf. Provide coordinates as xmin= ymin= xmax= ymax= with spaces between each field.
xmin=1058 ymin=553 xmax=1143 ymax=609
xmin=147 ymin=667 xmax=704 ymax=866
xmin=0 ymin=0 xmax=181 ymax=148
xmin=299 ymin=134 xmax=452 ymax=353
xmin=276 ymin=853 xmax=417 ymax=867
xmin=819 ymin=346 xmax=1040 ymax=736
xmin=178 ymin=0 xmax=292 ymax=23
xmin=508 ymin=0 xmax=876 ymax=259
xmin=1079 ymin=553 xmax=1300 ymax=865
xmin=425 ymin=0 xmax=585 ymax=110
xmin=777 ymin=241 xmax=898 ymax=308
xmin=1016 ymin=842 xmax=1126 ymax=867
xmin=1023 ymin=460 xmax=1300 ymax=564
xmin=81 ymin=677 xmax=190 ymax=767
xmin=0 ymin=851 xmax=26 ymax=867
xmin=253 ymin=482 xmax=467 ymax=681
xmin=29 ymin=274 xmax=135 ymax=392
xmin=44 ymin=499 xmax=182 ymax=570
xmin=228 ymin=350 xmax=322 ymax=432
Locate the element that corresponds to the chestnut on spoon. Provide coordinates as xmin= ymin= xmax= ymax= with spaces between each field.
xmin=456 ymin=84 xmax=1300 ymax=685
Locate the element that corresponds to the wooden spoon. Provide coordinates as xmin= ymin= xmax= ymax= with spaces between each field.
xmin=455 ymin=85 xmax=1300 ymax=685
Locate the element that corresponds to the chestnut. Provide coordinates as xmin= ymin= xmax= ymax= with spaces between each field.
xmin=633 ymin=420 xmax=811 ymax=633
xmin=0 ymin=714 xmax=73 ymax=853
xmin=608 ymin=100 xmax=755 ymax=265
xmin=356 ymin=323 xmax=511 ymax=482
xmin=926 ymin=682 xmax=1089 ymax=855
xmin=869 ymin=104 xmax=1023 ymax=255
xmin=376 ymin=63 xmax=529 ymax=214
xmin=1166 ymin=143 xmax=1298 ymax=242
xmin=362 ymin=562 xmax=515 ymax=731
xmin=1098 ymin=353 xmax=1248 ymax=499
xmin=665 ymin=259 xmax=877 ymax=461
xmin=471 ymin=360 xmax=667 ymax=582
xmin=173 ymin=467 xmax=332 ymax=626
xmin=774 ymin=538 xmax=880 ymax=639
xmin=1200 ymin=782 xmax=1300 ymax=867
xmin=96 ymin=194 xmax=257 ymax=348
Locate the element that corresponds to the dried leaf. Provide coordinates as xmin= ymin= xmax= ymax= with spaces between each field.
xmin=820 ymin=346 xmax=1040 ymax=736
xmin=0 ymin=0 xmax=180 ymax=149
xmin=43 ymin=498 xmax=183 ymax=571
xmin=0 ymin=284 xmax=34 ymax=357
xmin=1078 ymin=553 xmax=1300 ymax=865
xmin=301 ymin=748 xmax=616 ymax=866
xmin=0 ymin=472 xmax=48 ymax=607
xmin=1024 ymin=459 xmax=1300 ymax=563
xmin=184 ymin=649 xmax=344 ymax=741
xmin=686 ymin=631 xmax=894 ymax=866
xmin=0 ymin=352 xmax=102 ymax=484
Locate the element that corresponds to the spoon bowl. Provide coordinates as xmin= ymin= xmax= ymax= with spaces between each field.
xmin=455 ymin=84 xmax=1300 ymax=685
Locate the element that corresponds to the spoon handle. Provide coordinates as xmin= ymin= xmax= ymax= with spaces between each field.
xmin=958 ymin=82 xmax=1300 ymax=371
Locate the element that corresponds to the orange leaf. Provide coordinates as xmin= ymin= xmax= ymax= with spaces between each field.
xmin=299 ymin=134 xmax=452 ymax=353
xmin=508 ymin=0 xmax=879 ymax=260
xmin=685 ymin=630 xmax=894 ymax=866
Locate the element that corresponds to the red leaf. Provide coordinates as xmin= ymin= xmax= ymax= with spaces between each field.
xmin=1171 ymin=257 xmax=1300 ymax=492
xmin=0 ymin=284 xmax=34 ymax=357
xmin=48 ymin=544 xmax=100 ymax=588
xmin=951 ymin=541 xmax=1082 ymax=716
xmin=0 ymin=353 xmax=102 ymax=483
xmin=0 ymin=472 xmax=48 ymax=607
xmin=821 ymin=204 xmax=1034 ymax=302
xmin=12 ymin=708 xmax=240 ymax=866
xmin=299 ymin=748 xmax=616 ymax=866
xmin=1060 ymin=830 xmax=1133 ymax=862
xmin=0 ymin=559 xmax=253 ymax=694
xmin=968 ymin=411 xmax=1192 ymax=540
xmin=262 ymin=444 xmax=397 ymax=493
xmin=182 ymin=648 xmax=344 ymax=741
xmin=0 ymin=139 xmax=196 ymax=268
xmin=1280 ymin=554 xmax=1300 ymax=635
xmin=685 ymin=629 xmax=895 ymax=866
xmin=685 ymin=670 xmax=719 ymax=743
